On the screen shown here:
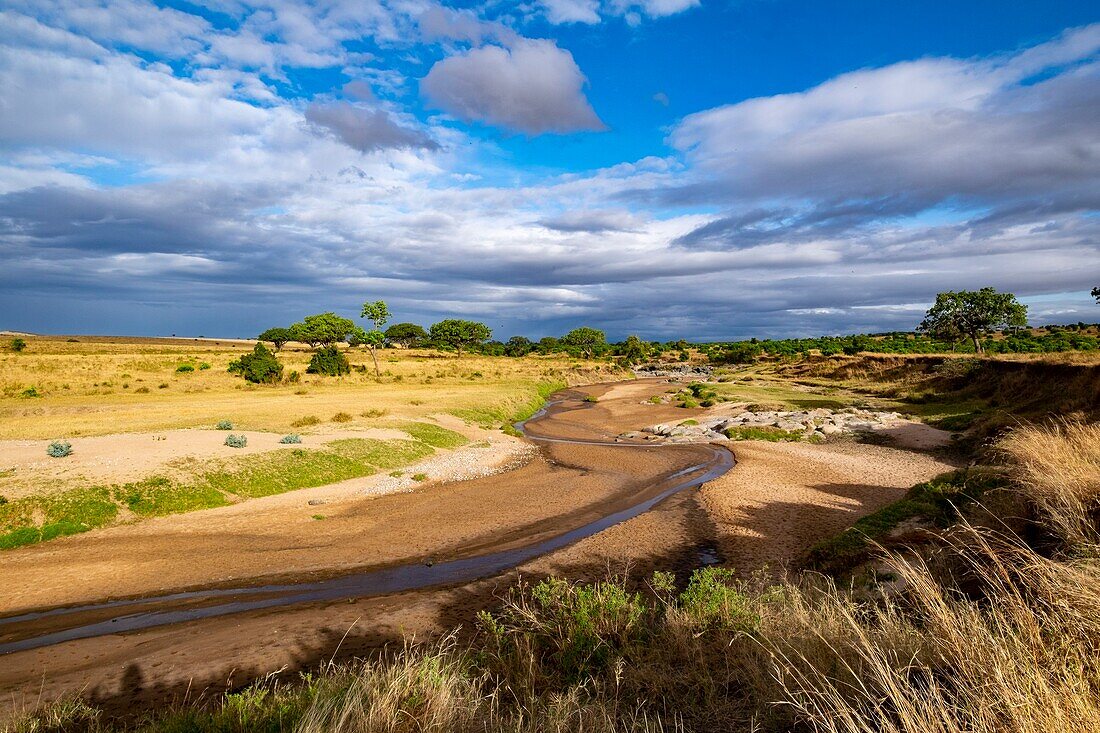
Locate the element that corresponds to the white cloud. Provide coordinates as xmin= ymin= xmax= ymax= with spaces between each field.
xmin=421 ymin=39 xmax=605 ymax=135
xmin=538 ymin=0 xmax=601 ymax=25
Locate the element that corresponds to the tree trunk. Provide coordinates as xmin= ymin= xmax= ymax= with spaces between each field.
xmin=971 ymin=333 xmax=983 ymax=354
xmin=369 ymin=346 xmax=380 ymax=378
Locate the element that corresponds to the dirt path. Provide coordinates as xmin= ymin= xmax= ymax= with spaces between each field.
xmin=0 ymin=379 xmax=954 ymax=720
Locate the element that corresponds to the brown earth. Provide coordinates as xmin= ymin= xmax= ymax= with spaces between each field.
xmin=0 ymin=379 xmax=954 ymax=720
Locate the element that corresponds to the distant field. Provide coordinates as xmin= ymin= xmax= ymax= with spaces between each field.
xmin=0 ymin=336 xmax=618 ymax=439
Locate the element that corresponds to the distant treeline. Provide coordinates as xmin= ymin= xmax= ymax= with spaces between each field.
xmin=705 ymin=323 xmax=1100 ymax=364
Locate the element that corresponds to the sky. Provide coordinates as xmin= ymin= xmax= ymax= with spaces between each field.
xmin=1 ymin=0 xmax=1098 ymax=342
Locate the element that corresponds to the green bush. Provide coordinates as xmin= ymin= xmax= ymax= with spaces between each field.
xmin=216 ymin=420 xmax=233 ymax=430
xmin=198 ymin=362 xmax=211 ymax=370
xmin=224 ymin=434 xmax=247 ymax=448
xmin=228 ymin=343 xmax=284 ymax=384
xmin=678 ymin=567 xmax=759 ymax=631
xmin=280 ymin=434 xmax=302 ymax=444
xmin=47 ymin=440 xmax=72 ymax=458
xmin=10 ymin=338 xmax=26 ymax=352
xmin=176 ymin=364 xmax=194 ymax=373
xmin=19 ymin=387 xmax=40 ymax=398
xmin=306 ymin=345 xmax=350 ymax=376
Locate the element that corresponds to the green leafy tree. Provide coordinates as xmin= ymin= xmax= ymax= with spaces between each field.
xmin=349 ymin=326 xmax=385 ymax=377
xmin=504 ymin=336 xmax=534 ymax=357
xmin=619 ymin=335 xmax=650 ymax=364
xmin=359 ymin=300 xmax=391 ymax=378
xmin=290 ymin=313 xmax=356 ymax=347
xmin=718 ymin=342 xmax=762 ymax=365
xmin=537 ymin=336 xmax=562 ymax=354
xmin=257 ymin=327 xmax=293 ymax=350
xmin=10 ymin=338 xmax=26 ymax=352
xmin=306 ymin=345 xmax=350 ymax=376
xmin=227 ymin=343 xmax=284 ymax=384
xmin=918 ymin=288 xmax=1028 ymax=354
xmin=384 ymin=322 xmax=428 ymax=348
xmin=563 ymin=327 xmax=607 ymax=359
xmin=429 ymin=319 xmax=491 ymax=355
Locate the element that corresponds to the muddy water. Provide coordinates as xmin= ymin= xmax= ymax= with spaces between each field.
xmin=0 ymin=386 xmax=733 ymax=655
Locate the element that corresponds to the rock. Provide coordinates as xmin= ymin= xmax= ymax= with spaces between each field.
xmin=820 ymin=423 xmax=842 ymax=435
xmin=307 ymin=498 xmax=326 ymax=506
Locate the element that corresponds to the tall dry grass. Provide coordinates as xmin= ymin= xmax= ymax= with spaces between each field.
xmin=1000 ymin=419 xmax=1100 ymax=547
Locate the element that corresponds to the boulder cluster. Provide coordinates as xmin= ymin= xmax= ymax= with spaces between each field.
xmin=621 ymin=407 xmax=906 ymax=444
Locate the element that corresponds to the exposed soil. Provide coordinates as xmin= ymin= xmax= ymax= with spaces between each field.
xmin=0 ymin=379 xmax=954 ymax=721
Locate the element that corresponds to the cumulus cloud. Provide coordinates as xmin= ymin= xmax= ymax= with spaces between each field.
xmin=304 ymin=101 xmax=438 ymax=153
xmin=537 ymin=0 xmax=698 ymax=25
xmin=421 ymin=39 xmax=605 ymax=135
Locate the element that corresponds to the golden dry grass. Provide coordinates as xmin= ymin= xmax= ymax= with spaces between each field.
xmin=1000 ymin=419 xmax=1100 ymax=547
xmin=0 ymin=337 xmax=615 ymax=439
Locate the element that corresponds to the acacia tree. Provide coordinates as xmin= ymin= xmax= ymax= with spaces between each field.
xmin=1093 ymin=286 xmax=1099 ymax=304
xmin=289 ymin=313 xmax=355 ymax=348
xmin=429 ymin=319 xmax=491 ymax=355
xmin=918 ymin=288 xmax=1028 ymax=354
xmin=359 ymin=300 xmax=391 ymax=377
xmin=384 ymin=323 xmax=428 ymax=348
xmin=257 ymin=327 xmax=293 ymax=350
xmin=563 ymin=327 xmax=607 ymax=359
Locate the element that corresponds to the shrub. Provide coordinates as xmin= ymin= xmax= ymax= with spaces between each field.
xmin=361 ymin=408 xmax=388 ymax=418
xmin=10 ymin=338 xmax=26 ymax=352
xmin=412 ymin=473 xmax=428 ymax=482
xmin=331 ymin=412 xmax=353 ymax=423
xmin=677 ymin=567 xmax=759 ymax=631
xmin=291 ymin=415 xmax=321 ymax=428
xmin=306 ymin=345 xmax=350 ymax=376
xmin=224 ymin=434 xmax=247 ymax=448
xmin=216 ymin=420 xmax=233 ymax=430
xmin=135 ymin=386 xmax=150 ymax=394
xmin=47 ymin=440 xmax=73 ymax=458
xmin=198 ymin=362 xmax=211 ymax=370
xmin=228 ymin=343 xmax=284 ymax=384
xmin=19 ymin=387 xmax=40 ymax=398
xmin=286 ymin=370 xmax=300 ymax=383
xmin=279 ymin=434 xmax=302 ymax=444
xmin=176 ymin=364 xmax=194 ymax=373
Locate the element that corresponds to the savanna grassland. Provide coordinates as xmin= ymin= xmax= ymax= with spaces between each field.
xmin=4 ymin=337 xmax=1100 ymax=733
xmin=0 ymin=335 xmax=618 ymax=550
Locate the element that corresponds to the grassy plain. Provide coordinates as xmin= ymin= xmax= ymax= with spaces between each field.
xmin=0 ymin=336 xmax=613 ymax=439
xmin=0 ymin=335 xmax=617 ymax=549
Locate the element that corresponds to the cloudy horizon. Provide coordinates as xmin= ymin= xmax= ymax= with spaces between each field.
xmin=1 ymin=0 xmax=1098 ymax=342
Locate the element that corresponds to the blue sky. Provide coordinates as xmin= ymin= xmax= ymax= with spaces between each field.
xmin=0 ymin=0 xmax=1098 ymax=341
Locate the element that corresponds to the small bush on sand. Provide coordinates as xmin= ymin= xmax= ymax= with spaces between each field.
xmin=175 ymin=364 xmax=194 ymax=373
xmin=19 ymin=387 xmax=40 ymax=398
xmin=331 ymin=412 xmax=353 ymax=423
xmin=46 ymin=440 xmax=72 ymax=458
xmin=280 ymin=434 xmax=302 ymax=444
xmin=198 ymin=362 xmax=211 ymax=370
xmin=216 ymin=420 xmax=233 ymax=430
xmin=224 ymin=434 xmax=247 ymax=448
xmin=10 ymin=338 xmax=26 ymax=352
xmin=228 ymin=343 xmax=284 ymax=384
xmin=306 ymin=346 xmax=350 ymax=377
xmin=292 ymin=415 xmax=321 ymax=428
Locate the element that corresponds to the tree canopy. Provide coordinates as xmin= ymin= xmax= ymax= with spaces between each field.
xmin=1093 ymin=286 xmax=1099 ymax=304
xmin=360 ymin=300 xmax=391 ymax=330
xmin=429 ymin=319 xmax=491 ymax=354
xmin=289 ymin=312 xmax=356 ymax=347
xmin=385 ymin=322 xmax=428 ymax=348
xmin=918 ymin=288 xmax=1028 ymax=353
xmin=563 ymin=327 xmax=607 ymax=358
xmin=257 ymin=327 xmax=293 ymax=350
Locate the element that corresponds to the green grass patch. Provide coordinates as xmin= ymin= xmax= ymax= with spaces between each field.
xmin=0 ymin=487 xmax=118 ymax=549
xmin=804 ymin=469 xmax=1007 ymax=576
xmin=399 ymin=422 xmax=468 ymax=449
xmin=326 ymin=438 xmax=434 ymax=470
xmin=723 ymin=426 xmax=803 ymax=442
xmin=115 ymin=476 xmax=229 ymax=516
xmin=452 ymin=379 xmax=566 ymax=429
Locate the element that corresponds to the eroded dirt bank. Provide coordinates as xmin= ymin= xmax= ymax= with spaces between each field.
xmin=0 ymin=379 xmax=953 ymax=719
